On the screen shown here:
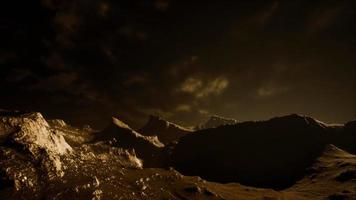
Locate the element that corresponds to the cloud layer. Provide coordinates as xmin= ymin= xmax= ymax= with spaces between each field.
xmin=1 ymin=0 xmax=355 ymax=128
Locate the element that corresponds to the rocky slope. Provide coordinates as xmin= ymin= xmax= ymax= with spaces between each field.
xmin=2 ymin=137 xmax=354 ymax=199
xmin=0 ymin=111 xmax=355 ymax=200
xmin=196 ymin=115 xmax=238 ymax=130
xmin=0 ymin=111 xmax=72 ymax=198
xmin=0 ymin=112 xmax=72 ymax=174
xmin=288 ymin=144 xmax=356 ymax=200
xmin=0 ymin=111 xmax=145 ymax=199
xmin=48 ymin=119 xmax=95 ymax=147
xmin=139 ymin=115 xmax=193 ymax=145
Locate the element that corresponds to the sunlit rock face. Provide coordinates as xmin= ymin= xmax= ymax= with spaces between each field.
xmin=0 ymin=112 xmax=72 ymax=168
xmin=0 ymin=112 xmax=73 ymax=197
xmin=0 ymin=111 xmax=145 ymax=199
xmin=139 ymin=115 xmax=193 ymax=145
xmin=196 ymin=115 xmax=238 ymax=130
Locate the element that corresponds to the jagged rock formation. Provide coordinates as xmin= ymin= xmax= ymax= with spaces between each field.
xmin=196 ymin=115 xmax=238 ymax=130
xmin=171 ymin=114 xmax=356 ymax=189
xmin=139 ymin=115 xmax=193 ymax=145
xmin=0 ymin=112 xmax=72 ymax=197
xmin=0 ymin=111 xmax=148 ymax=199
xmin=47 ymin=119 xmax=67 ymax=127
xmin=48 ymin=119 xmax=94 ymax=147
xmin=0 ymin=112 xmax=72 ymax=172
xmin=94 ymin=117 xmax=164 ymax=167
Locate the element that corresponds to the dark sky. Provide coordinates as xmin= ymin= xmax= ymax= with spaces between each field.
xmin=1 ymin=0 xmax=355 ymax=129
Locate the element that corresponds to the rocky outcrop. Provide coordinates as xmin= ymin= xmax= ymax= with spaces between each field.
xmin=196 ymin=115 xmax=237 ymax=130
xmin=48 ymin=119 xmax=94 ymax=147
xmin=47 ymin=119 xmax=67 ymax=128
xmin=94 ymin=117 xmax=164 ymax=167
xmin=0 ymin=112 xmax=72 ymax=170
xmin=0 ymin=112 xmax=73 ymax=196
xmin=73 ymin=141 xmax=144 ymax=169
xmin=139 ymin=115 xmax=193 ymax=145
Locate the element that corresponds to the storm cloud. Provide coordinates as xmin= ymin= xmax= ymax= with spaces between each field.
xmin=1 ymin=0 xmax=355 ymax=128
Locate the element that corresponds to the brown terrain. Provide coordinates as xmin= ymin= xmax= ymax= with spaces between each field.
xmin=0 ymin=110 xmax=355 ymax=200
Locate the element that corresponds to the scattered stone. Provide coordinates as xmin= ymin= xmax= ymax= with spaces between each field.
xmin=92 ymin=189 xmax=103 ymax=200
xmin=93 ymin=176 xmax=100 ymax=187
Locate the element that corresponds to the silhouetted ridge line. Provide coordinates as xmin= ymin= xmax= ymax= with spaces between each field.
xmin=196 ymin=115 xmax=238 ymax=130
xmin=170 ymin=114 xmax=355 ymax=190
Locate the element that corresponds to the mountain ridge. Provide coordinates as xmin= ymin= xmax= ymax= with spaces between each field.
xmin=196 ymin=115 xmax=238 ymax=130
xmin=0 ymin=110 xmax=355 ymax=199
xmin=138 ymin=115 xmax=193 ymax=145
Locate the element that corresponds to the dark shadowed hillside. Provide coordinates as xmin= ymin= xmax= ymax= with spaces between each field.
xmin=170 ymin=114 xmax=356 ymax=190
xmin=339 ymin=121 xmax=356 ymax=153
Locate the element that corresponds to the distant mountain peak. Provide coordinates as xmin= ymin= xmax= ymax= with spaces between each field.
xmin=345 ymin=120 xmax=356 ymax=129
xmin=269 ymin=114 xmax=343 ymax=129
xmin=48 ymin=119 xmax=67 ymax=127
xmin=107 ymin=116 xmax=164 ymax=148
xmin=112 ymin=116 xmax=131 ymax=130
xmin=143 ymin=115 xmax=192 ymax=132
xmin=146 ymin=115 xmax=169 ymax=128
xmin=139 ymin=115 xmax=192 ymax=144
xmin=197 ymin=115 xmax=238 ymax=130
